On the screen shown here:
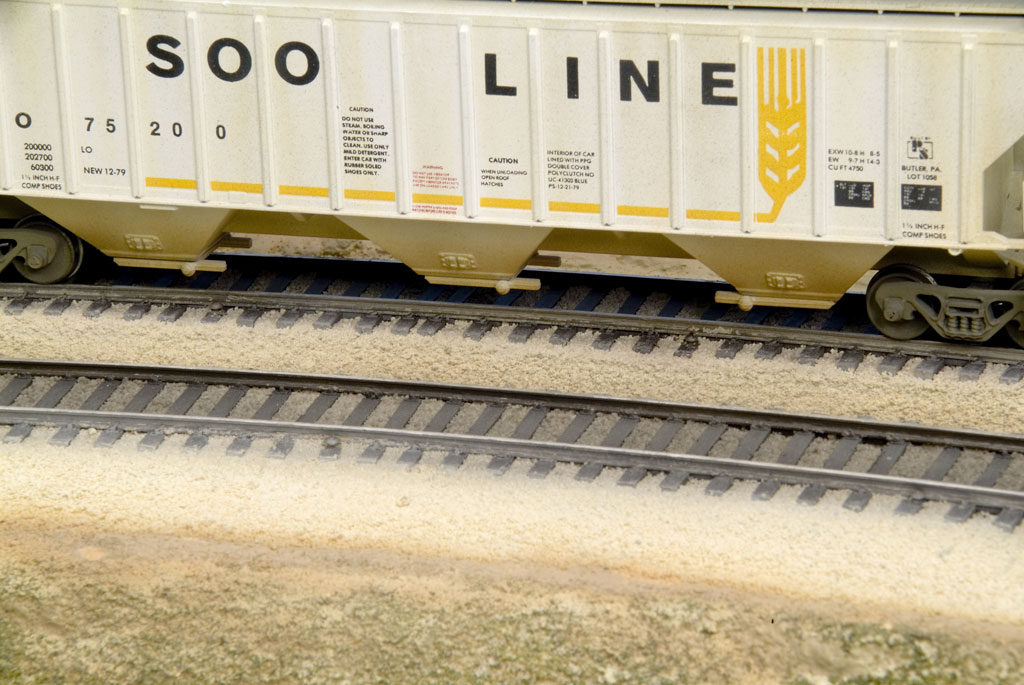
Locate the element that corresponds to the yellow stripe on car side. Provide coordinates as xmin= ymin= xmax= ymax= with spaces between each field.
xmin=412 ymin=193 xmax=463 ymax=206
xmin=344 ymin=189 xmax=397 ymax=201
xmin=618 ymin=204 xmax=669 ymax=218
xmin=211 ymin=181 xmax=263 ymax=193
xmin=549 ymin=201 xmax=601 ymax=214
xmin=280 ymin=185 xmax=329 ymax=197
xmin=145 ymin=176 xmax=197 ymax=189
xmin=686 ymin=209 xmax=741 ymax=221
xmin=481 ymin=197 xmax=531 ymax=210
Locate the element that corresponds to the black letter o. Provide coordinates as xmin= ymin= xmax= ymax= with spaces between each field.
xmin=275 ymin=41 xmax=319 ymax=86
xmin=208 ymin=38 xmax=252 ymax=82
xmin=15 ymin=112 xmax=31 ymax=128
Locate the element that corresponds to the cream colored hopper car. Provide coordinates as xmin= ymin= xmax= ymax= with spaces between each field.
xmin=3 ymin=0 xmax=1024 ymax=343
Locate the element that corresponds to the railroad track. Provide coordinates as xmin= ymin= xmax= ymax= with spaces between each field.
xmin=4 ymin=255 xmax=1024 ymax=379
xmin=1 ymin=359 xmax=1022 ymax=531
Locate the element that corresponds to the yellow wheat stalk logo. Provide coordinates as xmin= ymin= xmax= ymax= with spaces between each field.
xmin=755 ymin=47 xmax=806 ymax=223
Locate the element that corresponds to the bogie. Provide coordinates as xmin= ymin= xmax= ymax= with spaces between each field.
xmin=1002 ymin=279 xmax=1024 ymax=347
xmin=0 ymin=215 xmax=84 ymax=284
xmin=866 ymin=265 xmax=1024 ymax=346
xmin=865 ymin=265 xmax=936 ymax=341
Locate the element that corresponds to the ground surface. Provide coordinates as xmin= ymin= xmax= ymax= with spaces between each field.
xmin=1 ymin=244 xmax=1022 ymax=682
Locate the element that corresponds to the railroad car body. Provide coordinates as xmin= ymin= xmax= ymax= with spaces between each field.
xmin=4 ymin=0 xmax=1024 ymax=342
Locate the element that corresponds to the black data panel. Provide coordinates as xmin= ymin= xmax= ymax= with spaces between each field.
xmin=901 ymin=184 xmax=942 ymax=212
xmin=834 ymin=181 xmax=874 ymax=208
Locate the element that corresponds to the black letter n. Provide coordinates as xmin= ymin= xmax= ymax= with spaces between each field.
xmin=619 ymin=60 xmax=659 ymax=102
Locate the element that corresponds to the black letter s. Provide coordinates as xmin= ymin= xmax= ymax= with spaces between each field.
xmin=146 ymin=35 xmax=185 ymax=78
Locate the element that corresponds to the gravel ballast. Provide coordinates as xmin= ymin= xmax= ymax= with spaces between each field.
xmin=0 ymin=278 xmax=1023 ymax=681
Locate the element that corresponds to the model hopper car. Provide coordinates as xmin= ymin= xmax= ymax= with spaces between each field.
xmin=4 ymin=0 xmax=1024 ymax=344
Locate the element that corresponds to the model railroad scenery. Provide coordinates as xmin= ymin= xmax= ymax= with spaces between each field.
xmin=0 ymin=0 xmax=1023 ymax=681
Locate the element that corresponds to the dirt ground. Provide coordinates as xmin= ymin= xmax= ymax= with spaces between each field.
xmin=2 ymin=528 xmax=1021 ymax=684
xmin=1 ymin=242 xmax=1022 ymax=683
xmin=1 ymin=429 xmax=1022 ymax=684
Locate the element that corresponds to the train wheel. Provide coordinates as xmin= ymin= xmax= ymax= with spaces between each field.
xmin=865 ymin=264 xmax=935 ymax=340
xmin=10 ymin=216 xmax=84 ymax=284
xmin=1003 ymin=279 xmax=1024 ymax=348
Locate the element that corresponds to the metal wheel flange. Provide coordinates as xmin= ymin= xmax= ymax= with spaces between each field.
xmin=865 ymin=264 xmax=936 ymax=341
xmin=8 ymin=218 xmax=84 ymax=285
